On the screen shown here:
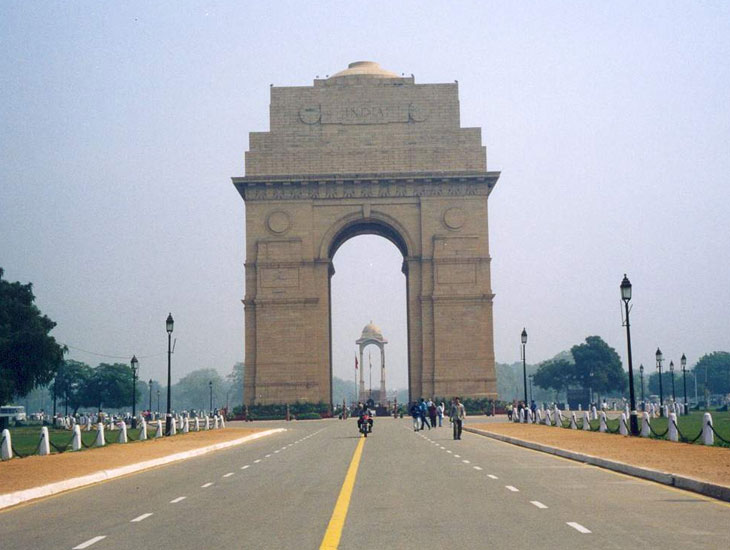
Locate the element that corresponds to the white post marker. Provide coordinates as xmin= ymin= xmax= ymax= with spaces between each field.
xmin=619 ymin=412 xmax=628 ymax=436
xmin=170 ymin=418 xmax=177 ymax=435
xmin=702 ymin=412 xmax=714 ymax=446
xmin=183 ymin=417 xmax=189 ymax=433
xmin=205 ymin=416 xmax=210 ymax=430
xmin=155 ymin=420 xmax=163 ymax=438
xmin=39 ymin=426 xmax=51 ymax=455
xmin=536 ymin=409 xmax=543 ymax=423
xmin=663 ymin=404 xmax=669 ymax=418
xmin=519 ymin=408 xmax=525 ymax=423
xmin=570 ymin=412 xmax=577 ymax=430
xmin=641 ymin=411 xmax=650 ymax=437
xmin=591 ymin=405 xmax=597 ymax=420
xmin=139 ymin=418 xmax=147 ymax=441
xmin=582 ymin=411 xmax=590 ymax=431
xmin=1 ymin=428 xmax=13 ymax=460
xmin=72 ymin=424 xmax=82 ymax=451
xmin=95 ymin=423 xmax=105 ymax=447
xmin=214 ymin=416 xmax=220 ymax=429
xmin=599 ymin=411 xmax=607 ymax=433
xmin=195 ymin=418 xmax=200 ymax=431
xmin=220 ymin=415 xmax=225 ymax=428
xmin=668 ymin=412 xmax=678 ymax=442
xmin=118 ymin=421 xmax=128 ymax=444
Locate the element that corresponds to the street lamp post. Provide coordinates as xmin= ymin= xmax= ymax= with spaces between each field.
xmin=521 ymin=328 xmax=528 ymax=406
xmin=639 ymin=364 xmax=645 ymax=410
xmin=620 ymin=275 xmax=639 ymax=435
xmin=681 ymin=353 xmax=688 ymax=413
xmin=148 ymin=379 xmax=153 ymax=417
xmin=528 ymin=375 xmax=533 ymax=403
xmin=209 ymin=380 xmax=213 ymax=414
xmin=656 ymin=348 xmax=664 ymax=416
xmin=130 ymin=355 xmax=139 ymax=428
xmin=165 ymin=313 xmax=174 ymax=435
xmin=669 ymin=361 xmax=676 ymax=404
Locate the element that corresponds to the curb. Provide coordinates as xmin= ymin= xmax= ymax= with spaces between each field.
xmin=0 ymin=428 xmax=285 ymax=511
xmin=464 ymin=427 xmax=730 ymax=503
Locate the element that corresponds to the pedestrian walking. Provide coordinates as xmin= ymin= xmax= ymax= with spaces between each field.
xmin=409 ymin=402 xmax=420 ymax=431
xmin=419 ymin=398 xmax=431 ymax=430
xmin=428 ymin=400 xmax=438 ymax=428
xmin=437 ymin=402 xmax=445 ymax=427
xmin=450 ymin=397 xmax=466 ymax=440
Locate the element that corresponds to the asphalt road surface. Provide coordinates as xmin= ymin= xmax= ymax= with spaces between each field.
xmin=1 ymin=417 xmax=728 ymax=549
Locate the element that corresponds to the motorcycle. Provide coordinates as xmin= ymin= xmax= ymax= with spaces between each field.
xmin=358 ymin=413 xmax=372 ymax=437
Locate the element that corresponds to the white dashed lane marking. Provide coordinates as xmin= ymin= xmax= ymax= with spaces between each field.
xmin=241 ymin=465 xmax=250 ymax=470
xmin=223 ymin=472 xmax=234 ymax=478
xmin=505 ymin=486 xmax=519 ymax=492
xmin=73 ymin=536 xmax=107 ymax=549
xmin=487 ymin=474 xmax=498 ymax=479
xmin=201 ymin=482 xmax=213 ymax=488
xmin=462 ymin=460 xmax=470 ymax=464
xmin=130 ymin=513 xmax=153 ymax=523
xmin=254 ymin=459 xmax=262 ymax=463
xmin=567 ymin=522 xmax=591 ymax=534
xmin=531 ymin=501 xmax=548 ymax=509
xmin=473 ymin=466 xmax=483 ymax=471
xmin=170 ymin=496 xmax=186 ymax=503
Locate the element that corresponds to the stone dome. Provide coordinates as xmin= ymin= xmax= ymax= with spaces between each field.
xmin=359 ymin=321 xmax=385 ymax=342
xmin=329 ymin=61 xmax=399 ymax=79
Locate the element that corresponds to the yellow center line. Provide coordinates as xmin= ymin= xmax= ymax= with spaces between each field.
xmin=319 ymin=436 xmax=366 ymax=549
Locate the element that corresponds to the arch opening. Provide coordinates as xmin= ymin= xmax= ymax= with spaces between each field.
xmin=329 ymin=234 xmax=409 ymax=409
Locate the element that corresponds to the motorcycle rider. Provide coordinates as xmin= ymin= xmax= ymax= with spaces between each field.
xmin=356 ymin=402 xmax=374 ymax=433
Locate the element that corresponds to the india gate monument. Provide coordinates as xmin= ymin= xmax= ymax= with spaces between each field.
xmin=233 ymin=61 xmax=500 ymax=405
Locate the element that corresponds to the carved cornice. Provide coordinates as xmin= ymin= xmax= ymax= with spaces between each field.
xmin=232 ymin=172 xmax=500 ymax=202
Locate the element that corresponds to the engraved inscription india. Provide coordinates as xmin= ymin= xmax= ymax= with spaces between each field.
xmin=299 ymin=103 xmax=425 ymax=125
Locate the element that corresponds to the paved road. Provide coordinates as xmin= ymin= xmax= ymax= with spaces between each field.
xmin=0 ymin=418 xmax=728 ymax=549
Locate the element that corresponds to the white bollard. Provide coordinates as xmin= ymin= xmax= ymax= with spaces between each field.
xmin=1 ymin=428 xmax=13 ymax=459
xmin=220 ymin=415 xmax=226 ymax=429
xmin=583 ymin=411 xmax=590 ymax=431
xmin=663 ymin=405 xmax=669 ymax=418
xmin=170 ymin=418 xmax=177 ymax=435
xmin=72 ymin=424 xmax=82 ymax=451
xmin=183 ymin=417 xmax=190 ymax=433
xmin=702 ymin=412 xmax=714 ymax=446
xmin=39 ymin=426 xmax=51 ymax=455
xmin=155 ymin=420 xmax=163 ymax=438
xmin=619 ymin=413 xmax=628 ymax=435
xmin=205 ymin=416 xmax=210 ymax=430
xmin=118 ymin=421 xmax=128 ymax=443
xmin=214 ymin=415 xmax=220 ymax=429
xmin=195 ymin=418 xmax=200 ymax=431
xmin=591 ymin=406 xmax=597 ymax=420
xmin=95 ymin=423 xmax=106 ymax=447
xmin=556 ymin=408 xmax=564 ymax=427
xmin=599 ymin=411 xmax=607 ymax=433
xmin=536 ymin=409 xmax=543 ymax=424
xmin=578 ymin=404 xmax=582 ymax=411
xmin=641 ymin=412 xmax=651 ymax=437
xmin=570 ymin=412 xmax=577 ymax=430
xmin=519 ymin=408 xmax=525 ymax=423
xmin=139 ymin=418 xmax=147 ymax=441
xmin=668 ymin=412 xmax=678 ymax=442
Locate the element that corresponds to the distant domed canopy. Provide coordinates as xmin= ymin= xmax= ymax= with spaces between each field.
xmin=329 ymin=61 xmax=399 ymax=79
xmin=357 ymin=320 xmax=387 ymax=343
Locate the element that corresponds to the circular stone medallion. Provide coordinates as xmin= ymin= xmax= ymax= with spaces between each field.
xmin=443 ymin=207 xmax=465 ymax=230
xmin=267 ymin=211 xmax=291 ymax=234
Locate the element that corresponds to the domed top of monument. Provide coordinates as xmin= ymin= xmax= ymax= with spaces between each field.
xmin=358 ymin=320 xmax=387 ymax=343
xmin=329 ymin=61 xmax=399 ymax=79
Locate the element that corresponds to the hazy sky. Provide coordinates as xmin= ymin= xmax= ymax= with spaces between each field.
xmin=2 ymin=2 xmax=728 ymax=392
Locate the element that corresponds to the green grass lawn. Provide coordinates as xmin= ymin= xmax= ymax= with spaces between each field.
xmin=4 ymin=425 xmax=147 ymax=457
xmin=565 ymin=411 xmax=730 ymax=447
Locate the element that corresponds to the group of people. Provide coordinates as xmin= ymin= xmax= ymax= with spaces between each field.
xmin=408 ymin=397 xmax=466 ymax=439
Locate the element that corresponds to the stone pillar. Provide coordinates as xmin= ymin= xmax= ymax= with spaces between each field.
xmin=118 ymin=421 xmax=128 ymax=443
xmin=599 ymin=412 xmax=607 ymax=433
xmin=1 ymin=428 xmax=13 ymax=459
xmin=702 ymin=412 xmax=714 ymax=445
xmin=139 ymin=418 xmax=147 ymax=441
xmin=582 ymin=411 xmax=590 ymax=430
xmin=668 ymin=412 xmax=678 ymax=441
xmin=619 ymin=413 xmax=628 ymax=436
xmin=95 ymin=423 xmax=106 ymax=447
xmin=641 ymin=411 xmax=650 ymax=437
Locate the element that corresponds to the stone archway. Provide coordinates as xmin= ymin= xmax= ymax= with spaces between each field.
xmin=233 ymin=61 xmax=500 ymax=405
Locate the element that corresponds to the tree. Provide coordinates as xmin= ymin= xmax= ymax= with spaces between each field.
xmin=53 ymin=360 xmax=93 ymax=415
xmin=83 ymin=363 xmax=135 ymax=411
xmin=0 ymin=268 xmax=65 ymax=408
xmin=571 ymin=336 xmax=626 ymax=396
xmin=533 ymin=359 xmax=574 ymax=400
xmin=227 ymin=362 xmax=244 ymax=409
xmin=694 ymin=352 xmax=730 ymax=395
xmin=173 ymin=368 xmax=225 ymax=412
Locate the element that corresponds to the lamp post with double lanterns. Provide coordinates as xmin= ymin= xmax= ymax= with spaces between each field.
xmin=521 ymin=328 xmax=528 ymax=407
xmin=681 ymin=353 xmax=688 ymax=413
xmin=656 ymin=348 xmax=664 ymax=415
xmin=620 ymin=275 xmax=639 ymax=435
xmin=130 ymin=355 xmax=139 ymax=428
xmin=639 ymin=364 xmax=645 ymax=410
xmin=165 ymin=313 xmax=174 ymax=435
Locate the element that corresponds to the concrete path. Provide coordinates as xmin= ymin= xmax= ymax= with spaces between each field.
xmin=0 ymin=418 xmax=727 ymax=549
